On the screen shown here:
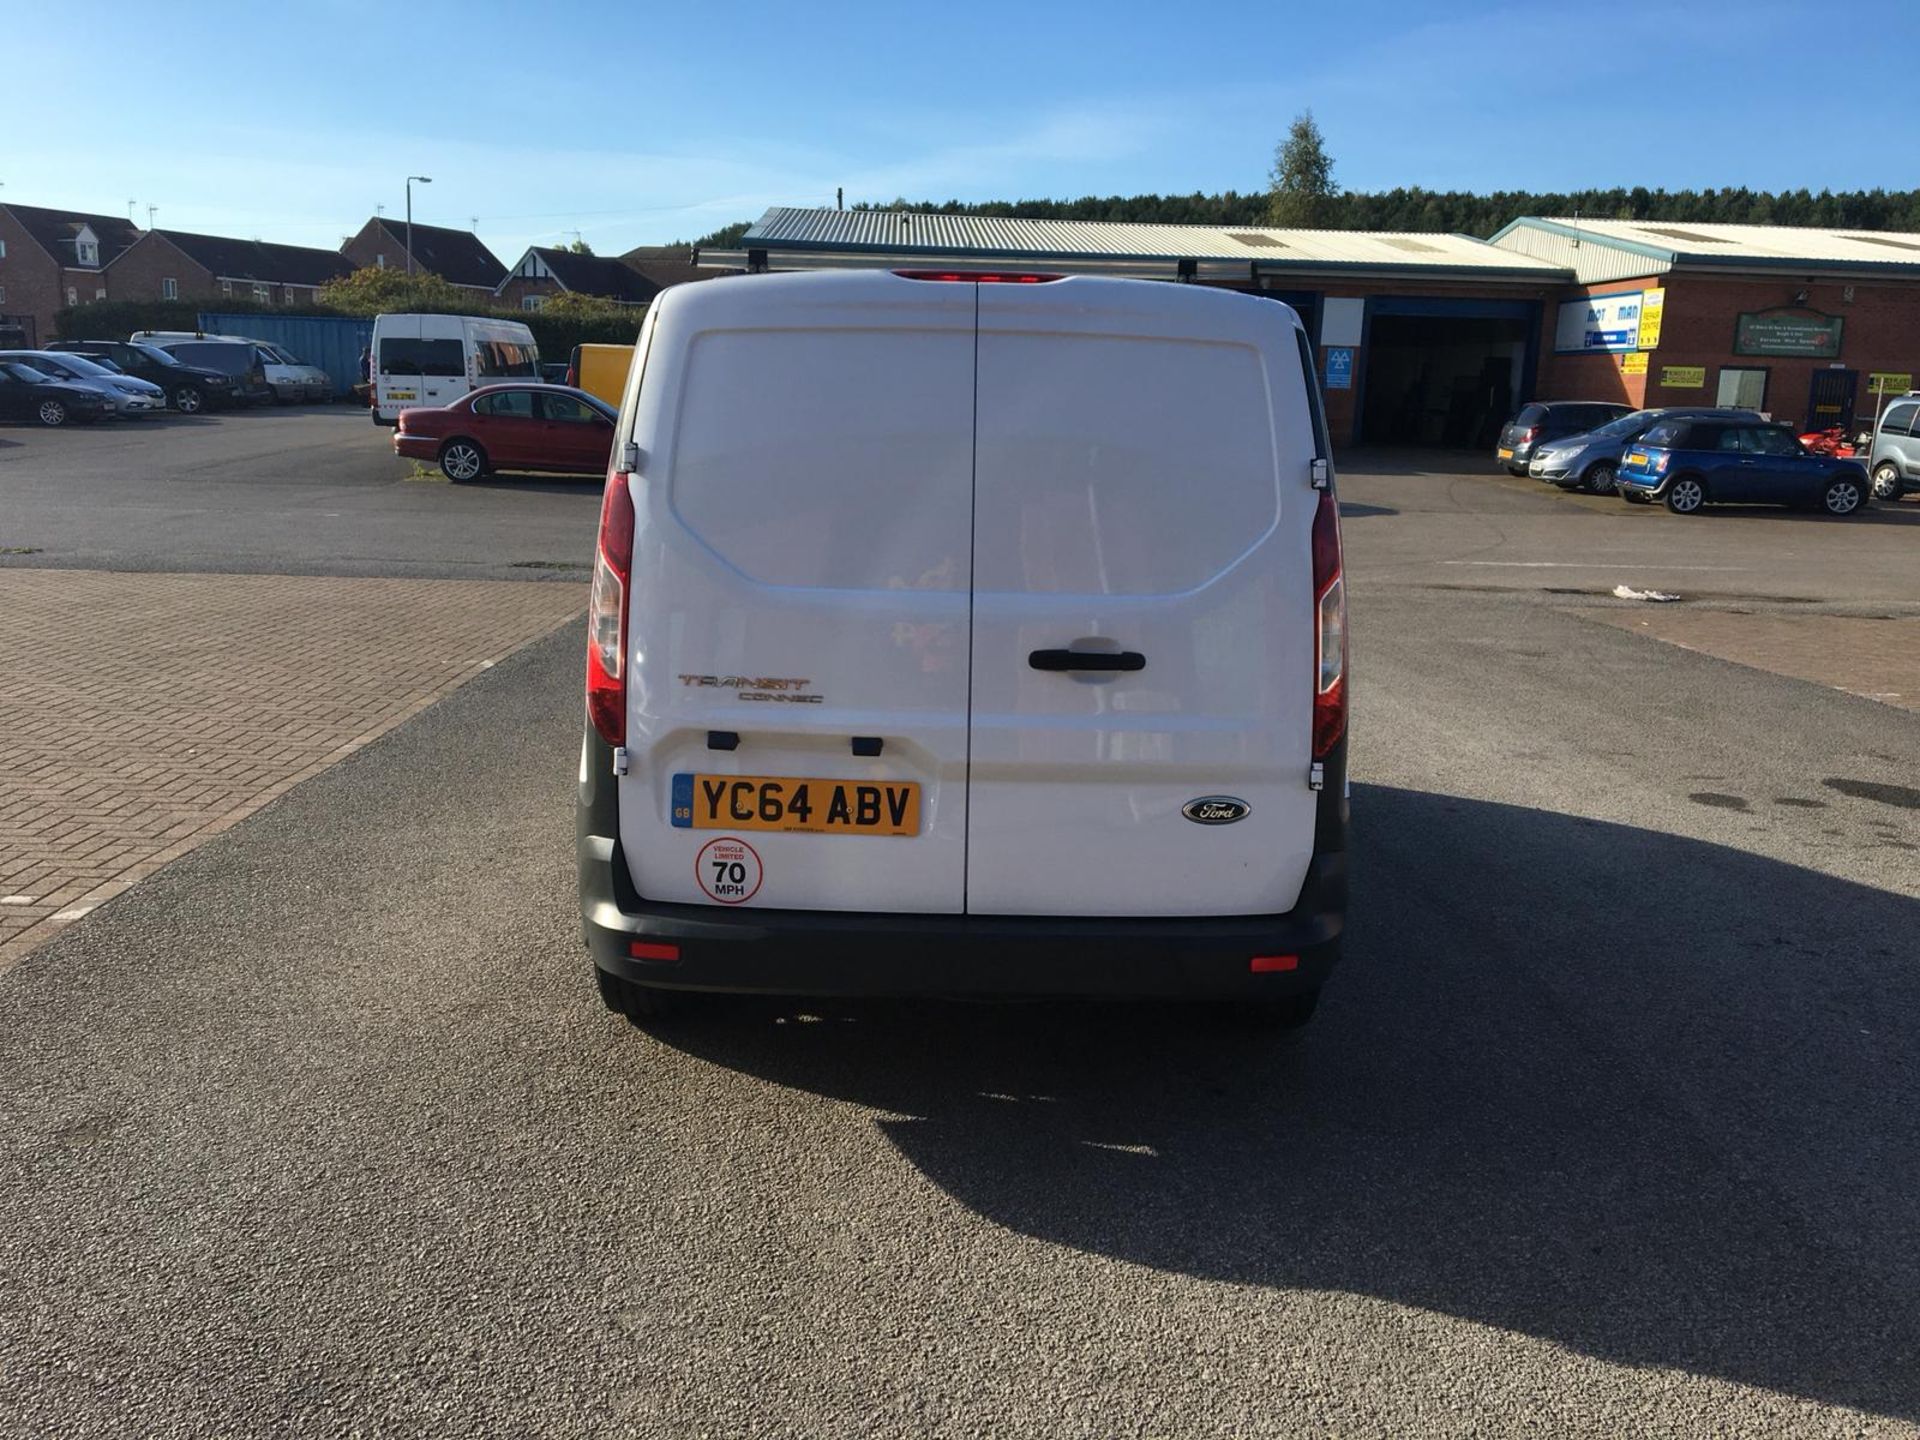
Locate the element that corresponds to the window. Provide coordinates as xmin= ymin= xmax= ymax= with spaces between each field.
xmin=95 ymin=287 xmax=107 ymax=300
xmin=1716 ymin=367 xmax=1768 ymax=410
xmin=375 ymin=253 xmax=386 ymax=269
xmin=285 ymin=287 xmax=301 ymax=306
xmin=378 ymin=337 xmax=464 ymax=377
xmin=1879 ymin=401 xmax=1917 ymax=437
xmin=522 ymin=294 xmax=546 ymax=312
xmin=76 ymin=240 xmax=99 ymax=266
xmin=537 ymin=393 xmax=600 ymax=424
xmin=1641 ymin=421 xmax=1687 ymax=447
xmin=161 ymin=277 xmax=178 ymax=300
xmin=1515 ymin=404 xmax=1549 ymax=426
xmin=0 ymin=240 xmax=7 ymax=258
xmin=475 ymin=339 xmax=538 ymax=378
xmin=1716 ymin=428 xmax=1754 ymax=452
xmin=66 ymin=286 xmax=78 ymax=306
xmin=0 ymin=285 xmax=6 ymax=304
xmin=252 ymin=283 xmax=270 ymax=303
xmin=1751 ymin=427 xmax=1801 ymax=456
xmin=473 ymin=389 xmax=536 ymax=418
xmin=222 ymin=280 xmax=233 ymax=297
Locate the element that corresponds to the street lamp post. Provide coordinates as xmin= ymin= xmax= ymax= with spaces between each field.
xmin=405 ymin=175 xmax=432 ymax=275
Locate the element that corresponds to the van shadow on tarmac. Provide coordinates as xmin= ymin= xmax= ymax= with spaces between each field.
xmin=652 ymin=785 xmax=1920 ymax=1421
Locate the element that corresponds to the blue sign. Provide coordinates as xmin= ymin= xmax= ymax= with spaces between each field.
xmin=1325 ymin=346 xmax=1354 ymax=391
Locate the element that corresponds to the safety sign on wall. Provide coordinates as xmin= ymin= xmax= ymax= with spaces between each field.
xmin=1325 ymin=347 xmax=1354 ymax=390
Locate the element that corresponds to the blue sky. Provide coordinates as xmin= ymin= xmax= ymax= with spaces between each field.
xmin=6 ymin=0 xmax=1912 ymax=262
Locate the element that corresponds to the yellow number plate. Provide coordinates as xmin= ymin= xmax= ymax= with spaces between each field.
xmin=672 ymin=773 xmax=920 ymax=836
xmin=1497 ymin=446 xmax=1514 ymax=459
xmin=1625 ymin=451 xmax=1649 ymax=467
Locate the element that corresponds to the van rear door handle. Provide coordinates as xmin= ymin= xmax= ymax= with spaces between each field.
xmin=1029 ymin=649 xmax=1146 ymax=673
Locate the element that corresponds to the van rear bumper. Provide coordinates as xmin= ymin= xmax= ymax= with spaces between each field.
xmin=578 ymin=730 xmax=1347 ymax=1001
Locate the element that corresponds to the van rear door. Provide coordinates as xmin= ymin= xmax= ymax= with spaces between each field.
xmin=617 ymin=275 xmax=976 ymax=913
xmin=966 ymin=280 xmax=1320 ymax=917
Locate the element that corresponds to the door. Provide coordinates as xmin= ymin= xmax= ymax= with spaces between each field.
xmin=1805 ymin=369 xmax=1857 ymax=433
xmin=617 ymin=275 xmax=977 ymax=913
xmin=1709 ymin=425 xmax=1767 ymax=501
xmin=1747 ymin=425 xmax=1820 ymax=504
xmin=534 ymin=390 xmax=612 ymax=471
xmin=470 ymin=389 xmax=541 ymax=467
xmin=966 ymin=281 xmax=1319 ymax=917
xmin=415 ymin=333 xmax=467 ymax=408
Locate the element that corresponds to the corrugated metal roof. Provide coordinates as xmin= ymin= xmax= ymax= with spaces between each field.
xmin=741 ymin=208 xmax=1567 ymax=275
xmin=1493 ymin=217 xmax=1920 ymax=281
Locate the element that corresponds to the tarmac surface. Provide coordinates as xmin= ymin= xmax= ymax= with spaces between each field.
xmin=0 ymin=412 xmax=1916 ymax=1436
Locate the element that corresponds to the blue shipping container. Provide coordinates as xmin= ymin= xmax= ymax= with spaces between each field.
xmin=195 ymin=312 xmax=374 ymax=398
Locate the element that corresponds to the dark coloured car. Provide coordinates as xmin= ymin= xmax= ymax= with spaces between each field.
xmin=0 ymin=359 xmax=112 ymax=426
xmin=1527 ymin=406 xmax=1762 ymax=493
xmin=1495 ymin=401 xmax=1633 ymax=476
xmin=1617 ymin=418 xmax=1869 ymax=516
xmin=391 ymin=383 xmax=616 ymax=481
xmin=47 ymin=340 xmax=236 ymax=414
xmin=156 ymin=340 xmax=274 ymax=406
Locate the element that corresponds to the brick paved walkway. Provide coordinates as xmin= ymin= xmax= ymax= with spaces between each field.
xmin=0 ymin=571 xmax=582 ymax=969
xmin=1581 ymin=607 xmax=1920 ymax=715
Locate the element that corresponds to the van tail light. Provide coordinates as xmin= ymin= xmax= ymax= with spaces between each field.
xmin=586 ymin=472 xmax=636 ymax=746
xmin=1311 ymin=486 xmax=1346 ymax=758
xmin=892 ymin=270 xmax=1065 ymax=284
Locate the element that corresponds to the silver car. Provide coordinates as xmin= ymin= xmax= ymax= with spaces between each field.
xmin=1528 ymin=406 xmax=1763 ymax=493
xmin=1866 ymin=393 xmax=1920 ymax=501
xmin=0 ymin=349 xmax=166 ymax=416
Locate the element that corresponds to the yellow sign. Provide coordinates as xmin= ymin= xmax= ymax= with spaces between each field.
xmin=1621 ymin=352 xmax=1649 ymax=376
xmin=1869 ymin=372 xmax=1913 ymax=393
xmin=1636 ymin=288 xmax=1665 ymax=351
xmin=1660 ymin=365 xmax=1706 ymax=388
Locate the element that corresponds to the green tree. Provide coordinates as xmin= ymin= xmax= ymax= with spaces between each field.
xmin=1267 ymin=110 xmax=1340 ymax=228
xmin=566 ymin=237 xmax=594 ymax=254
xmin=532 ymin=290 xmax=638 ymax=322
xmin=316 ymin=266 xmax=471 ymax=316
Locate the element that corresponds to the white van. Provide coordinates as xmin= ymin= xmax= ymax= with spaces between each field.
xmin=577 ymin=270 xmax=1349 ymax=1025
xmin=369 ymin=313 xmax=539 ymax=424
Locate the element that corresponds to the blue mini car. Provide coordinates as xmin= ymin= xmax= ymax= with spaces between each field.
xmin=1616 ymin=416 xmax=1870 ymax=516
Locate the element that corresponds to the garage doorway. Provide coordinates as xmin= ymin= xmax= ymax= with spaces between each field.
xmin=1357 ymin=299 xmax=1538 ymax=448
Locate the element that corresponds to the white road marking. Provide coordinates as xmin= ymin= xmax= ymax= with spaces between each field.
xmin=1443 ymin=561 xmax=1752 ymax=571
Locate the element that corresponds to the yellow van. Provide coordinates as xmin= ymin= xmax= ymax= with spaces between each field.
xmin=567 ymin=343 xmax=636 ymax=408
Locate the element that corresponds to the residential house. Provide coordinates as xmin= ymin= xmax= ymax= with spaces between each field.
xmin=108 ymin=230 xmax=354 ymax=310
xmin=341 ymin=218 xmax=506 ymax=293
xmin=494 ymin=246 xmax=666 ymax=310
xmin=0 ymin=203 xmax=142 ymax=346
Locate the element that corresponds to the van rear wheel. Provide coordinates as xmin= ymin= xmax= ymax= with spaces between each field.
xmin=594 ymin=966 xmax=682 ymax=1024
xmin=439 ymin=439 xmax=487 ymax=482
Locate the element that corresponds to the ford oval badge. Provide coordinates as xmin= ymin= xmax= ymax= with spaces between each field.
xmin=1182 ymin=796 xmax=1251 ymax=825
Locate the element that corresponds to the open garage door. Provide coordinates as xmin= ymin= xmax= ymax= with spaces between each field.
xmin=1360 ymin=299 xmax=1537 ymax=449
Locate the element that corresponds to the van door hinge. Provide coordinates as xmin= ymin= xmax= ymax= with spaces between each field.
xmin=612 ymin=746 xmax=630 ymax=776
xmin=1310 ymin=459 xmax=1331 ymax=490
xmin=1308 ymin=761 xmax=1326 ymax=792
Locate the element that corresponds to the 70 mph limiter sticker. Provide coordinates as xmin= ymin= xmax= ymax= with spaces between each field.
xmin=695 ymin=836 xmax=763 ymax=905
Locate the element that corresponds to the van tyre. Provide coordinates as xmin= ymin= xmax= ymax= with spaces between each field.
xmin=1871 ymin=462 xmax=1903 ymax=501
xmin=439 ymin=439 xmax=487 ymax=482
xmin=1584 ymin=461 xmax=1617 ymax=494
xmin=1664 ymin=476 xmax=1706 ymax=514
xmin=35 ymin=399 xmax=68 ymax=427
xmin=170 ymin=384 xmax=205 ymax=414
xmin=594 ymin=966 xmax=682 ymax=1023
xmin=1822 ymin=475 xmax=1865 ymax=516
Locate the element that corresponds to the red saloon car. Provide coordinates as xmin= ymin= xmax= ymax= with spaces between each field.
xmin=392 ymin=383 xmax=617 ymax=481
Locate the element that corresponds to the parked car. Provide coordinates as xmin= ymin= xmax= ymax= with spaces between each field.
xmin=578 ymin=270 xmax=1348 ymax=1027
xmin=1865 ymin=392 xmax=1920 ymax=501
xmin=140 ymin=338 xmax=274 ymax=406
xmin=47 ymin=339 xmax=235 ymax=413
xmin=0 ymin=350 xmax=165 ymax=416
xmin=1527 ymin=406 xmax=1762 ymax=493
xmin=391 ymin=383 xmax=615 ymax=481
xmin=369 ymin=313 xmax=539 ymax=425
xmin=1616 ymin=418 xmax=1869 ymax=515
xmin=0 ymin=360 xmax=112 ymax=426
xmin=1495 ymin=401 xmax=1633 ymax=476
xmin=140 ymin=334 xmax=330 ymax=404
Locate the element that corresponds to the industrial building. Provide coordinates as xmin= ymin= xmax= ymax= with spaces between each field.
xmin=702 ymin=209 xmax=1920 ymax=448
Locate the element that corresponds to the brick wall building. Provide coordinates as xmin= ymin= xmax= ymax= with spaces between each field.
xmin=494 ymin=246 xmax=685 ymax=311
xmin=1497 ymin=219 xmax=1920 ymax=430
xmin=342 ymin=218 xmax=505 ymax=294
xmin=0 ymin=204 xmax=141 ymax=346
xmin=106 ymin=231 xmax=351 ymax=311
